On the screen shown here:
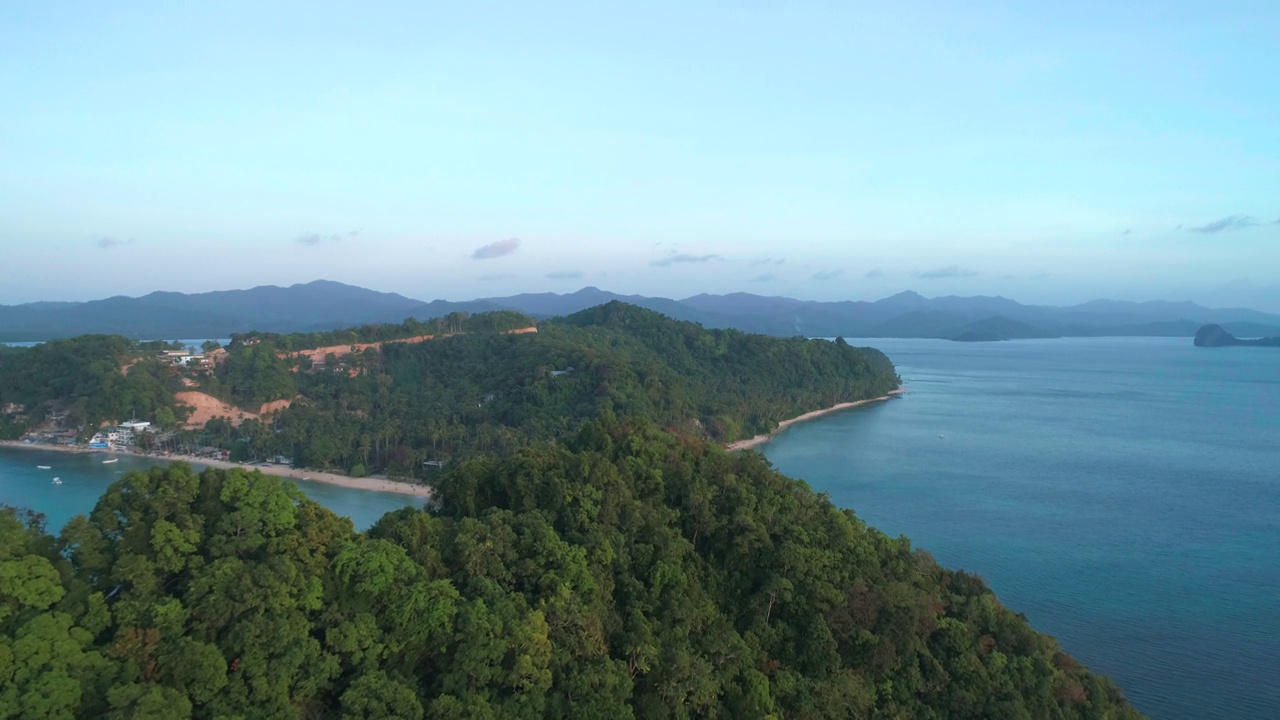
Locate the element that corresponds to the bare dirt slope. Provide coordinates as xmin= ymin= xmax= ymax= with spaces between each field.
xmin=175 ymin=392 xmax=295 ymax=429
xmin=281 ymin=326 xmax=538 ymax=366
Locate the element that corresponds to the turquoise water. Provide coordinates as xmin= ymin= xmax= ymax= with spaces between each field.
xmin=0 ymin=449 xmax=424 ymax=531
xmin=3 ymin=338 xmax=1275 ymax=717
xmin=763 ymin=337 xmax=1279 ymax=720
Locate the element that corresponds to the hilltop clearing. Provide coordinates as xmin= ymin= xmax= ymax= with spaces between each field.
xmin=279 ymin=325 xmax=538 ymax=368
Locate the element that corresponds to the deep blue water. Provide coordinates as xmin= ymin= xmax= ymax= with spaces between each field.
xmin=762 ymin=337 xmax=1279 ymax=720
xmin=0 ymin=449 xmax=423 ymax=531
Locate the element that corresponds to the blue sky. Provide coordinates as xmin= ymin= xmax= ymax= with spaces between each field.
xmin=2 ymin=1 xmax=1278 ymax=309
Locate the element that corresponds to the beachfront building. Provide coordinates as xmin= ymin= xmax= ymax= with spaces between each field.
xmin=89 ymin=420 xmax=152 ymax=450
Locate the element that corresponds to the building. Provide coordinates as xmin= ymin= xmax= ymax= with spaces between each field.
xmin=88 ymin=420 xmax=152 ymax=450
xmin=160 ymin=350 xmax=209 ymax=367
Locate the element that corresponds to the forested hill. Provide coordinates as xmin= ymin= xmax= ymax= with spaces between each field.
xmin=222 ymin=302 xmax=899 ymax=475
xmin=1 ymin=424 xmax=1144 ymax=718
xmin=0 ymin=335 xmax=189 ymax=439
xmin=0 ymin=304 xmax=899 ymax=475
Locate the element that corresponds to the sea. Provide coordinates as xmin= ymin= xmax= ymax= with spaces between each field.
xmin=761 ymin=337 xmax=1278 ymax=720
xmin=1 ymin=337 xmax=1274 ymax=718
xmin=1 ymin=338 xmax=231 ymax=349
xmin=0 ymin=449 xmax=424 ymax=531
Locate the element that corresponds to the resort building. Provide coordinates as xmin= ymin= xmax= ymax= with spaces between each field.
xmin=89 ymin=420 xmax=152 ymax=449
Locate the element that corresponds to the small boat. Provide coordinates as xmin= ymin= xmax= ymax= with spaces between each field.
xmin=102 ymin=458 xmax=119 ymax=464
xmin=52 ymin=477 xmax=62 ymax=485
xmin=37 ymin=465 xmax=51 ymax=470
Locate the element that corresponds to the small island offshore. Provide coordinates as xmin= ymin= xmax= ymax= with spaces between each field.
xmin=1194 ymin=324 xmax=1280 ymax=347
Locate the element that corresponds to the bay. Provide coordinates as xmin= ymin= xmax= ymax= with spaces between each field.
xmin=0 ymin=448 xmax=424 ymax=531
xmin=762 ymin=337 xmax=1279 ymax=720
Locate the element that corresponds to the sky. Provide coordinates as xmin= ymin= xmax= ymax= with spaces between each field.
xmin=2 ymin=1 xmax=1278 ymax=310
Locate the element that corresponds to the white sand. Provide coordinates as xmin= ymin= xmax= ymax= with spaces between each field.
xmin=0 ymin=440 xmax=432 ymax=498
xmin=725 ymin=389 xmax=905 ymax=451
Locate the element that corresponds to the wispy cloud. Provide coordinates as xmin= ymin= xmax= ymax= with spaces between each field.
xmin=864 ymin=268 xmax=884 ymax=278
xmin=96 ymin=236 xmax=132 ymax=249
xmin=651 ymin=253 xmax=722 ymax=267
xmin=473 ymin=238 xmax=521 ymax=259
xmin=916 ymin=265 xmax=978 ymax=280
xmin=546 ymin=270 xmax=584 ymax=280
xmin=750 ymin=257 xmax=786 ymax=266
xmin=750 ymin=272 xmax=776 ymax=283
xmin=812 ymin=269 xmax=843 ymax=280
xmin=296 ymin=232 xmax=344 ymax=246
xmin=1188 ymin=215 xmax=1277 ymax=234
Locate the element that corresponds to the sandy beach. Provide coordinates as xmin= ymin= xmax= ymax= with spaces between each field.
xmin=725 ymin=388 xmax=905 ymax=452
xmin=0 ymin=440 xmax=433 ymax=498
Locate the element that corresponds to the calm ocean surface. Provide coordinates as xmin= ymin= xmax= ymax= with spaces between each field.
xmin=0 ymin=449 xmax=424 ymax=531
xmin=763 ymin=337 xmax=1279 ymax=720
xmin=2 ymin=337 xmax=1274 ymax=717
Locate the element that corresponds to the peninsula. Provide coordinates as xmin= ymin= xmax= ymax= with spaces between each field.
xmin=0 ymin=302 xmax=1146 ymax=719
xmin=1 ymin=303 xmax=900 ymax=481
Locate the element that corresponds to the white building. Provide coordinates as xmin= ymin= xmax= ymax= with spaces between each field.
xmin=89 ymin=420 xmax=152 ymax=449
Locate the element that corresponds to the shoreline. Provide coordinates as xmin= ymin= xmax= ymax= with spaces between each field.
xmin=0 ymin=440 xmax=433 ymax=499
xmin=725 ymin=388 xmax=905 ymax=452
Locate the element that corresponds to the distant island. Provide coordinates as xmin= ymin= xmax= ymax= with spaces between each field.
xmin=951 ymin=330 xmax=1006 ymax=342
xmin=3 ymin=279 xmax=1279 ymax=342
xmin=1193 ymin=324 xmax=1280 ymax=347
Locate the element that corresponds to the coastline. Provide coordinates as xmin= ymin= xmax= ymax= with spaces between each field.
xmin=0 ymin=440 xmax=433 ymax=499
xmin=725 ymin=388 xmax=905 ymax=452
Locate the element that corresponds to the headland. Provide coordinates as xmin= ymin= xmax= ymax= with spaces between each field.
xmin=726 ymin=389 xmax=905 ymax=451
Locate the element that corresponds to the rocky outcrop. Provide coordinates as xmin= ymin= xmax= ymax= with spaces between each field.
xmin=1194 ymin=324 xmax=1280 ymax=347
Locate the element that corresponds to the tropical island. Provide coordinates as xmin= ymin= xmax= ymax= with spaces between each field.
xmin=0 ymin=303 xmax=1145 ymax=718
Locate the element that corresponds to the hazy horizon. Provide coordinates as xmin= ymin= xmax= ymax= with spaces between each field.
xmin=5 ymin=277 xmax=1280 ymax=316
xmin=3 ymin=3 xmax=1277 ymax=310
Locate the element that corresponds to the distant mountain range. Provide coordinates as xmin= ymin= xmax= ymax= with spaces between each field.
xmin=4 ymin=279 xmax=1280 ymax=342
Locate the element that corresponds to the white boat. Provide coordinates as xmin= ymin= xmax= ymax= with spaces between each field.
xmin=102 ymin=458 xmax=119 ymax=464
xmin=37 ymin=465 xmax=51 ymax=470
xmin=52 ymin=477 xmax=62 ymax=485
